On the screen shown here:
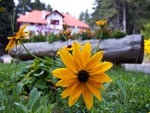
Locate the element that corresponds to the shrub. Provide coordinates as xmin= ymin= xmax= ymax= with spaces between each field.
xmin=16 ymin=57 xmax=56 ymax=96
xmin=47 ymin=33 xmax=60 ymax=43
xmin=79 ymin=29 xmax=93 ymax=40
xmin=93 ymin=28 xmax=111 ymax=39
xmin=110 ymin=30 xmax=127 ymax=39
xmin=30 ymin=34 xmax=47 ymax=42
xmin=23 ymin=34 xmax=47 ymax=43
xmin=141 ymin=23 xmax=150 ymax=39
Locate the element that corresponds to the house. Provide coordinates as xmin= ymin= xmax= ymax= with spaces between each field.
xmin=17 ymin=10 xmax=89 ymax=35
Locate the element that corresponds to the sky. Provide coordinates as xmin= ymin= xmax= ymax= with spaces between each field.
xmin=14 ymin=0 xmax=95 ymax=18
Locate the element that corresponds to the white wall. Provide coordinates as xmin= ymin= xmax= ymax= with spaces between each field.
xmin=46 ymin=12 xmax=63 ymax=34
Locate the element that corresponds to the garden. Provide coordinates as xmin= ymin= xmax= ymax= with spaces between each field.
xmin=0 ymin=58 xmax=150 ymax=113
xmin=1 ymin=0 xmax=150 ymax=112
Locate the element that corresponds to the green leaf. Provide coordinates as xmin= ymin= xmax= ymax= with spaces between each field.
xmin=27 ymin=88 xmax=42 ymax=110
xmin=13 ymin=84 xmax=23 ymax=101
xmin=0 ymin=106 xmax=5 ymax=111
xmin=14 ymin=102 xmax=28 ymax=113
xmin=34 ymin=80 xmax=48 ymax=90
xmin=91 ymin=106 xmax=99 ymax=113
xmin=33 ymin=70 xmax=44 ymax=77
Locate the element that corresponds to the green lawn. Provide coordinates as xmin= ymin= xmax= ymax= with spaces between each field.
xmin=0 ymin=62 xmax=150 ymax=113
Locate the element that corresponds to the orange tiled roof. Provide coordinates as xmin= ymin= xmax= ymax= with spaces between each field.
xmin=17 ymin=10 xmax=89 ymax=28
xmin=17 ymin=10 xmax=50 ymax=24
xmin=63 ymin=13 xmax=89 ymax=28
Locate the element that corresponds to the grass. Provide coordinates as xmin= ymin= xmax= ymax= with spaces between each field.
xmin=0 ymin=62 xmax=150 ymax=113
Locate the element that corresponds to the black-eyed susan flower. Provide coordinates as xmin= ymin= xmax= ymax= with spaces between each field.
xmin=63 ymin=23 xmax=68 ymax=30
xmin=0 ymin=7 xmax=5 ymax=12
xmin=52 ymin=42 xmax=112 ymax=110
xmin=57 ymin=45 xmax=73 ymax=55
xmin=63 ymin=29 xmax=72 ymax=39
xmin=5 ymin=24 xmax=29 ymax=51
xmin=57 ymin=41 xmax=81 ymax=55
xmin=144 ymin=39 xmax=150 ymax=54
xmin=96 ymin=19 xmax=107 ymax=27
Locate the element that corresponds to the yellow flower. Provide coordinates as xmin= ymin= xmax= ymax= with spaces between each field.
xmin=96 ymin=19 xmax=107 ymax=27
xmin=144 ymin=39 xmax=150 ymax=54
xmin=63 ymin=23 xmax=68 ymax=30
xmin=57 ymin=42 xmax=81 ymax=55
xmin=0 ymin=7 xmax=5 ymax=12
xmin=63 ymin=29 xmax=72 ymax=39
xmin=52 ymin=42 xmax=112 ymax=110
xmin=57 ymin=45 xmax=73 ymax=55
xmin=5 ymin=24 xmax=29 ymax=51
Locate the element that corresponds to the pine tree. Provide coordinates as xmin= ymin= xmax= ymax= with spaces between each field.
xmin=0 ymin=0 xmax=15 ymax=47
xmin=15 ymin=0 xmax=52 ymax=16
xmin=91 ymin=0 xmax=150 ymax=34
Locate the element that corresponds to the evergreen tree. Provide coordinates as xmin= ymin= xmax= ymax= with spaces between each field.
xmin=15 ymin=0 xmax=52 ymax=16
xmin=79 ymin=11 xmax=85 ymax=21
xmin=15 ymin=0 xmax=31 ymax=16
xmin=91 ymin=0 xmax=150 ymax=34
xmin=47 ymin=4 xmax=52 ymax=11
xmin=30 ymin=0 xmax=46 ymax=10
xmin=0 ymin=0 xmax=15 ymax=47
xmin=79 ymin=10 xmax=92 ymax=27
xmin=84 ymin=9 xmax=91 ymax=24
xmin=125 ymin=0 xmax=150 ymax=33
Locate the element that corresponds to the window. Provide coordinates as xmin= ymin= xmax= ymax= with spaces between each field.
xmin=50 ymin=19 xmax=59 ymax=25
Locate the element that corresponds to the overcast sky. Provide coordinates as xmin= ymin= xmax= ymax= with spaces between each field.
xmin=14 ymin=0 xmax=95 ymax=18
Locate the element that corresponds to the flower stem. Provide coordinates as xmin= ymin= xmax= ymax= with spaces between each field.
xmin=93 ymin=29 xmax=103 ymax=53
xmin=19 ymin=40 xmax=49 ymax=63
xmin=62 ymin=34 xmax=67 ymax=41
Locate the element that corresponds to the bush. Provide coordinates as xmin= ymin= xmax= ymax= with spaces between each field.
xmin=141 ymin=23 xmax=150 ymax=39
xmin=93 ymin=29 xmax=111 ymax=39
xmin=30 ymin=34 xmax=47 ymax=42
xmin=23 ymin=34 xmax=47 ymax=43
xmin=110 ymin=30 xmax=127 ymax=39
xmin=47 ymin=33 xmax=60 ymax=43
xmin=16 ymin=57 xmax=57 ymax=96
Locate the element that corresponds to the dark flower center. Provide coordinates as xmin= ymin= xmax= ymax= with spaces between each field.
xmin=77 ymin=70 xmax=89 ymax=82
xmin=67 ymin=45 xmax=72 ymax=48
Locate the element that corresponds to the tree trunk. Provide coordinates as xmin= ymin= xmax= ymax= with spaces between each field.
xmin=100 ymin=34 xmax=144 ymax=64
xmin=123 ymin=1 xmax=126 ymax=32
xmin=9 ymin=34 xmax=144 ymax=64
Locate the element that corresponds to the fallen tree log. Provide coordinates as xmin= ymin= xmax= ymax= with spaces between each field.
xmin=101 ymin=34 xmax=144 ymax=64
xmin=9 ymin=34 xmax=144 ymax=64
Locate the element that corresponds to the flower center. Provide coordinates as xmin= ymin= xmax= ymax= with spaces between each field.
xmin=77 ymin=70 xmax=89 ymax=82
xmin=67 ymin=45 xmax=72 ymax=48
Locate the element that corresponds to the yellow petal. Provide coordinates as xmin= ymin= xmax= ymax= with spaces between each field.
xmin=86 ymin=82 xmax=102 ymax=101
xmin=68 ymin=94 xmax=79 ymax=106
xmin=52 ymin=68 xmax=76 ymax=79
xmin=82 ymin=85 xmax=93 ymax=110
xmin=5 ymin=39 xmax=16 ymax=51
xmin=86 ymin=51 xmax=103 ymax=70
xmin=81 ymin=42 xmax=91 ymax=67
xmin=7 ymin=36 xmax=14 ymax=39
xmin=61 ymin=82 xmax=80 ymax=98
xmin=19 ymin=24 xmax=28 ymax=33
xmin=59 ymin=50 xmax=77 ymax=72
xmin=72 ymin=42 xmax=83 ymax=69
xmin=90 ymin=73 xmax=112 ymax=83
xmin=91 ymin=62 xmax=113 ymax=75
xmin=68 ymin=83 xmax=82 ymax=106
xmin=61 ymin=86 xmax=73 ymax=98
xmin=88 ymin=80 xmax=104 ymax=89
xmin=56 ymin=78 xmax=78 ymax=87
